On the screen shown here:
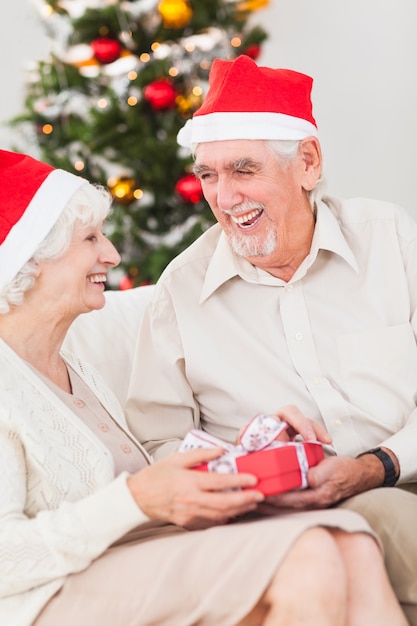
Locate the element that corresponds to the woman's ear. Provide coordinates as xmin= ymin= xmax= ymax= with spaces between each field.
xmin=299 ymin=137 xmax=322 ymax=191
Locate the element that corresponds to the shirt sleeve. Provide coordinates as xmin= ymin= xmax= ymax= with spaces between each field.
xmin=125 ymin=283 xmax=200 ymax=460
xmin=378 ymin=229 xmax=417 ymax=482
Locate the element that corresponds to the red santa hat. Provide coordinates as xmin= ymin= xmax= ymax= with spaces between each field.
xmin=177 ymin=55 xmax=318 ymax=148
xmin=0 ymin=149 xmax=87 ymax=290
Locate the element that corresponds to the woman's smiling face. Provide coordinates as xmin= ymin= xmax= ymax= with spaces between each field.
xmin=36 ymin=219 xmax=121 ymax=317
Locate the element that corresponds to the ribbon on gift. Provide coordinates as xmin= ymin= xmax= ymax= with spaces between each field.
xmin=179 ymin=413 xmax=314 ymax=489
xmin=238 ymin=412 xmax=288 ymax=451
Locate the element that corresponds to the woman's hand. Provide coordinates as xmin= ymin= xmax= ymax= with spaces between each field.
xmin=127 ymin=447 xmax=264 ymax=530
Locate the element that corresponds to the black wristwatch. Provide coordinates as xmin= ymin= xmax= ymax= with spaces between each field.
xmin=357 ymin=447 xmax=399 ymax=487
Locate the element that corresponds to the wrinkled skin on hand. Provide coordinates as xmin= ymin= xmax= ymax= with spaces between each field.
xmin=129 ymin=405 xmax=385 ymax=526
xmin=237 ymin=404 xmax=384 ymax=512
xmin=127 ymin=447 xmax=265 ymax=530
xmin=264 ymin=453 xmax=386 ymax=511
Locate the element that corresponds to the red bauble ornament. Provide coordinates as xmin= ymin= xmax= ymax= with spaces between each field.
xmin=91 ymin=37 xmax=122 ymax=64
xmin=175 ymin=174 xmax=203 ymax=203
xmin=243 ymin=43 xmax=261 ymax=60
xmin=143 ymin=79 xmax=177 ymax=110
xmin=119 ymin=275 xmax=134 ymax=290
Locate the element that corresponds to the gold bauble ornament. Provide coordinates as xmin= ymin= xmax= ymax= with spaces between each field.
xmin=236 ymin=0 xmax=270 ymax=11
xmin=176 ymin=90 xmax=203 ymax=116
xmin=108 ymin=177 xmax=139 ymax=204
xmin=158 ymin=0 xmax=193 ymax=29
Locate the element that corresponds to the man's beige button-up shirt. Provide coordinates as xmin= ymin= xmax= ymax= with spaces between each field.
xmin=126 ymin=195 xmax=417 ymax=483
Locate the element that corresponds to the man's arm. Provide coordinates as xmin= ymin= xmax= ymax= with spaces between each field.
xmin=125 ymin=284 xmax=199 ymax=460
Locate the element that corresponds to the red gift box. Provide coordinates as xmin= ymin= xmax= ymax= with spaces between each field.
xmin=236 ymin=442 xmax=324 ymax=496
xmin=195 ymin=442 xmax=324 ymax=497
xmin=181 ymin=416 xmax=326 ymax=497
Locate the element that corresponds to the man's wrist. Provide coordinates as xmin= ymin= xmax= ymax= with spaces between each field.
xmin=356 ymin=447 xmax=399 ymax=487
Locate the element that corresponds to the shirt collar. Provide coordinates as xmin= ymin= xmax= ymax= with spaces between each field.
xmin=291 ymin=198 xmax=358 ymax=281
xmin=200 ymin=230 xmax=241 ymax=303
xmin=200 ymin=198 xmax=358 ymax=303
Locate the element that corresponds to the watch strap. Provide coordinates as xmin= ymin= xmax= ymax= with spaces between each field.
xmin=357 ymin=447 xmax=398 ymax=487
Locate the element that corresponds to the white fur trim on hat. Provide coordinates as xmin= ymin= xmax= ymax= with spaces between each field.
xmin=177 ymin=111 xmax=319 ymax=148
xmin=0 ymin=169 xmax=86 ymax=290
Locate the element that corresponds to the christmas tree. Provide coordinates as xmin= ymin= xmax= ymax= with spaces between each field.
xmin=11 ymin=0 xmax=269 ymax=287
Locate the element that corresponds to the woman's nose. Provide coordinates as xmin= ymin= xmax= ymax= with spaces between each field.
xmin=101 ymin=236 xmax=121 ymax=267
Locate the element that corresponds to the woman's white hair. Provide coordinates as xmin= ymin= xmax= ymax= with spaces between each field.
xmin=0 ymin=182 xmax=112 ymax=314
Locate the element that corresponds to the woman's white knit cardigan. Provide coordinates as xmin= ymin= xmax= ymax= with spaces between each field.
xmin=0 ymin=339 xmax=151 ymax=626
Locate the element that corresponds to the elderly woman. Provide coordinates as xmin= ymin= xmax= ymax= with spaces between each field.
xmin=0 ymin=149 xmax=407 ymax=626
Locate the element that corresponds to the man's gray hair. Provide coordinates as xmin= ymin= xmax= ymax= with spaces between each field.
xmin=266 ymin=140 xmax=327 ymax=211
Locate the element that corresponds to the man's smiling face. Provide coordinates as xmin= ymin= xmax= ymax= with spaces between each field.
xmin=193 ymin=139 xmax=318 ymax=279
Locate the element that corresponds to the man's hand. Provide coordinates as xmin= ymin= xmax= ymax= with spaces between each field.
xmin=274 ymin=404 xmax=333 ymax=444
xmin=262 ymin=453 xmax=388 ymax=510
xmin=127 ymin=447 xmax=264 ymax=529
xmin=237 ymin=404 xmax=333 ymax=447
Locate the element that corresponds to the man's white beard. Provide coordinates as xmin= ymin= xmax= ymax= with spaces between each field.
xmin=228 ymin=226 xmax=277 ymax=258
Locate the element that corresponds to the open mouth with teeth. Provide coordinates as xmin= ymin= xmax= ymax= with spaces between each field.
xmin=231 ymin=208 xmax=264 ymax=229
xmin=87 ymin=273 xmax=107 ymax=285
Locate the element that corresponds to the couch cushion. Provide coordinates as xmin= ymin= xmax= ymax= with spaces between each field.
xmin=63 ymin=285 xmax=154 ymax=407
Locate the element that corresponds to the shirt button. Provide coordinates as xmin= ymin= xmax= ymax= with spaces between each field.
xmin=334 ymin=419 xmax=343 ymax=426
xmin=285 ymin=284 xmax=294 ymax=292
xmin=313 ymin=377 xmax=323 ymax=385
xmin=295 ymin=332 xmax=304 ymax=341
xmin=73 ymin=398 xmax=85 ymax=408
xmin=98 ymin=423 xmax=109 ymax=432
xmin=120 ymin=444 xmax=132 ymax=454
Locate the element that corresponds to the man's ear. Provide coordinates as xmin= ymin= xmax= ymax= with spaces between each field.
xmin=299 ymin=137 xmax=322 ymax=191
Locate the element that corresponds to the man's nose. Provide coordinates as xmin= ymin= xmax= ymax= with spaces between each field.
xmin=216 ymin=177 xmax=243 ymax=211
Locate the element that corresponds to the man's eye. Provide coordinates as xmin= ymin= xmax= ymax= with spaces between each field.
xmin=87 ymin=235 xmax=97 ymax=242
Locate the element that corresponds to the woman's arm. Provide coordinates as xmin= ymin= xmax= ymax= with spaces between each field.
xmin=0 ymin=426 xmax=146 ymax=597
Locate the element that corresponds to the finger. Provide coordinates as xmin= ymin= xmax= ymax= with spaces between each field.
xmin=169 ymin=447 xmax=228 ymax=468
xmin=275 ymin=404 xmax=311 ymax=436
xmin=276 ymin=405 xmax=332 ymax=443
xmin=274 ymin=431 xmax=291 ymax=442
xmin=193 ymin=489 xmax=264 ymax=518
xmin=266 ymin=490 xmax=320 ymax=509
xmin=286 ymin=422 xmax=332 ymax=444
xmin=170 ymin=487 xmax=263 ymax=528
xmin=307 ymin=463 xmax=327 ymax=488
xmin=307 ymin=458 xmax=339 ymax=487
xmin=310 ymin=421 xmax=333 ymax=444
xmin=196 ymin=469 xmax=262 ymax=491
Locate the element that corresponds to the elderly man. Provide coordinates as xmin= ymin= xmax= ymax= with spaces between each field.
xmin=126 ymin=55 xmax=417 ymax=622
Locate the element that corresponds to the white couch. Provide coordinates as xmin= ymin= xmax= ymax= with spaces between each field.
xmin=63 ymin=285 xmax=155 ymax=407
